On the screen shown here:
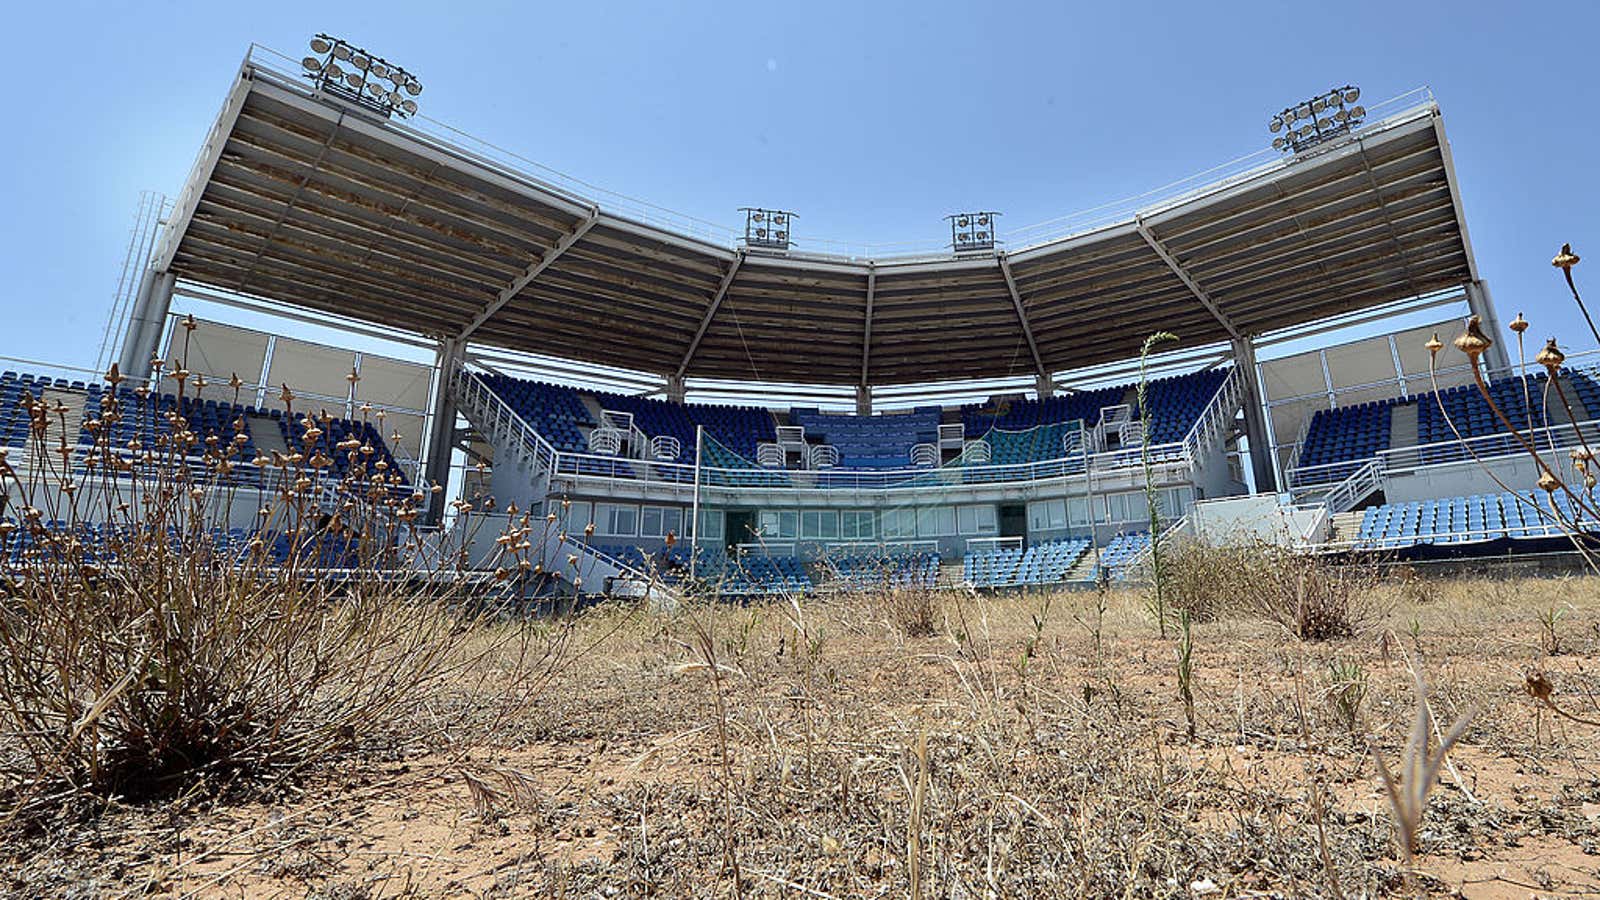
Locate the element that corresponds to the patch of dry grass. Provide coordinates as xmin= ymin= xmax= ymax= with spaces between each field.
xmin=2 ymin=572 xmax=1595 ymax=897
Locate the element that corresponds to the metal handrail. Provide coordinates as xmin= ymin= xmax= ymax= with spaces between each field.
xmin=452 ymin=363 xmax=561 ymax=480
xmin=1178 ymin=366 xmax=1244 ymax=465
xmin=1317 ymin=457 xmax=1386 ymax=514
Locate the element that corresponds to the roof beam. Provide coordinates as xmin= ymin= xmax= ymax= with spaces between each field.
xmin=1353 ymin=142 xmax=1423 ymax=301
xmin=458 ymin=210 xmax=598 ymax=342
xmin=997 ymin=255 xmax=1050 ymax=382
xmin=1431 ymin=112 xmax=1480 ymax=283
xmin=859 ymin=266 xmax=876 ymax=386
xmin=1135 ymin=217 xmax=1244 ymax=343
xmin=674 ymin=252 xmax=745 ymax=379
xmin=153 ymin=66 xmax=255 ymax=273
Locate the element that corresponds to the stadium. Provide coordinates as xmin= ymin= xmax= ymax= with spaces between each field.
xmin=8 ymin=20 xmax=1600 ymax=896
xmin=3 ymin=39 xmax=1573 ymax=601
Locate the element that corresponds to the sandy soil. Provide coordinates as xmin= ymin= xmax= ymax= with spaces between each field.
xmin=6 ymin=576 xmax=1600 ymax=898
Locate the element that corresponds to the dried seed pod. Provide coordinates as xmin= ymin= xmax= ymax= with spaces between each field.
xmin=1536 ymin=339 xmax=1566 ymax=369
xmin=1452 ymin=316 xmax=1493 ymax=359
xmin=1509 ymin=312 xmax=1529 ymax=334
xmin=1553 ymin=243 xmax=1580 ymax=271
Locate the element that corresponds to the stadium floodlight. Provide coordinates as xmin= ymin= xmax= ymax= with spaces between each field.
xmin=1267 ymin=84 xmax=1366 ymax=154
xmin=740 ymin=207 xmax=796 ymax=251
xmin=299 ymin=34 xmax=423 ymax=120
xmin=948 ymin=211 xmax=1001 ymax=253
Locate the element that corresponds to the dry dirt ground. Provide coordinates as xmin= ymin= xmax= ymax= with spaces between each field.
xmin=5 ymin=575 xmax=1600 ymax=898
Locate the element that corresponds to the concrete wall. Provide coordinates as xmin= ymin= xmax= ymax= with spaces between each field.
xmin=1189 ymin=493 xmax=1327 ymax=546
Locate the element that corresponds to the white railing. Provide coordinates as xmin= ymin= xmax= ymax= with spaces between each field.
xmin=820 ymin=539 xmax=939 ymax=556
xmin=649 ymin=435 xmax=681 ymax=461
xmin=960 ymin=440 xmax=992 ymax=464
xmin=450 ymin=363 xmax=560 ymax=485
xmin=1318 ymin=457 xmax=1386 ymax=514
xmin=1122 ymin=514 xmax=1191 ymax=576
xmin=910 ymin=443 xmax=939 ymax=468
xmin=756 ymin=443 xmax=784 ymax=468
xmin=809 ymin=444 xmax=840 ymax=469
xmin=966 ymin=536 xmax=1023 ymax=553
xmin=1179 ymin=366 xmax=1246 ymax=465
xmin=589 ymin=426 xmax=622 ymax=456
xmin=1378 ymin=419 xmax=1600 ymax=475
xmin=1062 ymin=428 xmax=1083 ymax=457
xmin=1289 ymin=417 xmax=1600 ymax=497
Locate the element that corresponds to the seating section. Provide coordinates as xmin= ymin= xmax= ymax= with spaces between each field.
xmin=1 ymin=372 xmax=82 ymax=447
xmin=2 ymin=522 xmax=380 ymax=571
xmin=720 ymin=554 xmax=812 ymax=595
xmin=1566 ymin=371 xmax=1600 ymax=417
xmin=479 ymin=375 xmax=593 ymax=452
xmin=481 ymin=375 xmax=777 ymax=465
xmin=688 ymin=402 xmax=775 ymax=461
xmin=961 ymin=387 xmax=1123 ymax=432
xmin=1355 ymin=491 xmax=1600 ymax=549
xmin=476 ymin=369 xmax=1231 ymax=474
xmin=1417 ymin=375 xmax=1545 ymax=446
xmin=981 ymin=422 xmax=1079 ymax=466
xmin=279 ymin=411 xmax=408 ymax=484
xmin=788 ymin=407 xmax=942 ymax=468
xmin=93 ymin=388 xmax=261 ymax=469
xmin=1294 ymin=369 xmax=1600 ymax=482
xmin=0 ymin=369 xmax=407 ymax=490
xmin=825 ymin=550 xmax=940 ymax=590
xmin=1142 ymin=369 xmax=1231 ymax=444
xmin=962 ymin=538 xmax=1093 ymax=587
xmin=1096 ymin=532 xmax=1151 ymax=580
xmin=1296 ymin=402 xmax=1393 ymax=481
xmin=964 ymin=545 xmax=1023 ymax=587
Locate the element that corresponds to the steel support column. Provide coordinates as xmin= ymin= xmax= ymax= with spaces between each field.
xmin=422 ymin=337 xmax=463 ymax=524
xmin=118 ymin=269 xmax=176 ymax=380
xmin=1231 ymin=337 xmax=1279 ymax=493
xmin=855 ymin=384 xmax=872 ymax=416
xmin=1465 ymin=280 xmax=1512 ymax=373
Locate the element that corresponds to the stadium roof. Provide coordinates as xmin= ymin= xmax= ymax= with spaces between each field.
xmin=154 ymin=51 xmax=1478 ymax=387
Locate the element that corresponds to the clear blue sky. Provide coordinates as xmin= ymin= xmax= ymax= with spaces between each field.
xmin=1 ymin=0 xmax=1595 ymax=375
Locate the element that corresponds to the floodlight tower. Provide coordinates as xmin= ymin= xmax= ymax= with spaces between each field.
xmin=948 ymin=212 xmax=1000 ymax=253
xmin=300 ymin=34 xmax=424 ymax=119
xmin=1268 ymin=86 xmax=1365 ymax=153
xmin=739 ymin=208 xmax=795 ymax=252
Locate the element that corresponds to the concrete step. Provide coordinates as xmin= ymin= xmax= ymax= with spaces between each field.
xmin=247 ymin=413 xmax=289 ymax=456
xmin=1066 ymin=547 xmax=1102 ymax=583
xmin=38 ymin=388 xmax=90 ymax=438
xmin=1389 ymin=399 xmax=1419 ymax=451
xmin=1550 ymin=375 xmax=1586 ymax=425
xmin=938 ymin=560 xmax=966 ymax=589
xmin=1329 ymin=510 xmax=1366 ymax=544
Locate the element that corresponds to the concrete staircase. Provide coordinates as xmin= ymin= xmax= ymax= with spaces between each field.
xmin=938 ymin=559 xmax=966 ymax=588
xmin=38 ymin=388 xmax=90 ymax=439
xmin=1389 ymin=399 xmax=1419 ymax=450
xmin=1549 ymin=375 xmax=1587 ymax=425
xmin=247 ymin=413 xmax=289 ymax=456
xmin=1065 ymin=547 xmax=1102 ymax=583
xmin=1329 ymin=510 xmax=1366 ymax=545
